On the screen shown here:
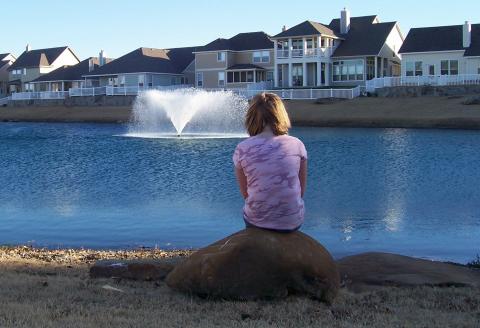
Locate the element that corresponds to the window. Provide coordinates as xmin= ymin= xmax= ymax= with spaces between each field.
xmin=227 ymin=71 xmax=234 ymax=83
xmin=333 ymin=59 xmax=364 ymax=81
xmin=247 ymin=71 xmax=254 ymax=82
xmin=266 ymin=71 xmax=274 ymax=82
xmin=292 ymin=63 xmax=303 ymax=86
xmin=240 ymin=71 xmax=247 ymax=83
xmin=441 ymin=60 xmax=458 ymax=75
xmin=428 ymin=65 xmax=435 ymax=76
xmin=414 ymin=61 xmax=423 ymax=76
xmin=196 ymin=72 xmax=203 ymax=87
xmin=217 ymin=52 xmax=226 ymax=62
xmin=253 ymin=51 xmax=269 ymax=63
xmin=138 ymin=75 xmax=145 ymax=87
xmin=406 ymin=62 xmax=414 ymax=76
xmin=119 ymin=76 xmax=125 ymax=87
xmin=218 ymin=72 xmax=225 ymax=86
xmin=478 ymin=67 xmax=480 ymax=74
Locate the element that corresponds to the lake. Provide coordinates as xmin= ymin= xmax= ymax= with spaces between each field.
xmin=0 ymin=123 xmax=479 ymax=263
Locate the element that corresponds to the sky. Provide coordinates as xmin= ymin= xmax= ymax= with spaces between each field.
xmin=3 ymin=0 xmax=480 ymax=60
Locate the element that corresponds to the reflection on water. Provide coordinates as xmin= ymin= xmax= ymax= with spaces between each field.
xmin=0 ymin=123 xmax=479 ymax=263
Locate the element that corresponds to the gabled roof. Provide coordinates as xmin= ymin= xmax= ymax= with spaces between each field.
xmin=9 ymin=46 xmax=78 ymax=70
xmin=328 ymin=15 xmax=379 ymax=34
xmin=331 ymin=21 xmax=398 ymax=57
xmin=0 ymin=53 xmax=15 ymax=61
xmin=84 ymin=47 xmax=197 ymax=76
xmin=399 ymin=24 xmax=480 ymax=56
xmin=198 ymin=32 xmax=273 ymax=52
xmin=31 ymin=58 xmax=100 ymax=83
xmin=273 ymin=21 xmax=339 ymax=38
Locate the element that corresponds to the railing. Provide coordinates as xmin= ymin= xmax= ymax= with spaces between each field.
xmin=276 ymin=47 xmax=333 ymax=59
xmin=10 ymin=91 xmax=69 ymax=100
xmin=69 ymin=87 xmax=107 ymax=97
xmin=366 ymin=74 xmax=480 ymax=92
xmin=230 ymin=86 xmax=361 ymax=100
xmin=0 ymin=96 xmax=10 ymax=106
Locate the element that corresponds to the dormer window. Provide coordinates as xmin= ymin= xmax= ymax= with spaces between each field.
xmin=217 ymin=52 xmax=226 ymax=62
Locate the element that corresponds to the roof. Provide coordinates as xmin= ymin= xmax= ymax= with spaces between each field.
xmin=198 ymin=32 xmax=273 ymax=52
xmin=331 ymin=21 xmax=397 ymax=57
xmin=9 ymin=46 xmax=78 ymax=70
xmin=273 ymin=21 xmax=339 ymax=38
xmin=31 ymin=58 xmax=100 ymax=83
xmin=227 ymin=64 xmax=265 ymax=70
xmin=84 ymin=47 xmax=197 ymax=76
xmin=328 ymin=15 xmax=379 ymax=34
xmin=0 ymin=53 xmax=13 ymax=61
xmin=399 ymin=24 xmax=480 ymax=56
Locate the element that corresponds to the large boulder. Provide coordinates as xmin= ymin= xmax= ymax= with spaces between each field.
xmin=90 ymin=258 xmax=182 ymax=281
xmin=337 ymin=252 xmax=480 ymax=290
xmin=165 ymin=228 xmax=340 ymax=303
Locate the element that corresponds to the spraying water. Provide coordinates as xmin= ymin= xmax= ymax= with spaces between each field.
xmin=125 ymin=88 xmax=249 ymax=139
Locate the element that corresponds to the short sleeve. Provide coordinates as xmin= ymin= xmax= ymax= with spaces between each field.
xmin=233 ymin=144 xmax=242 ymax=168
xmin=299 ymin=141 xmax=307 ymax=161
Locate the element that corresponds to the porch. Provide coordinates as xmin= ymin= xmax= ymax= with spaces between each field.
xmin=275 ymin=62 xmax=330 ymax=88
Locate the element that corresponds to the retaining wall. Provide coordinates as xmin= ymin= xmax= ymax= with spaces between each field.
xmin=7 ymin=96 xmax=137 ymax=108
xmin=375 ymin=85 xmax=480 ymax=98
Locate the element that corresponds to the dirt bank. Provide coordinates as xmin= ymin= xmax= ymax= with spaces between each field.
xmin=1 ymin=247 xmax=479 ymax=327
xmin=1 ymin=96 xmax=480 ymax=129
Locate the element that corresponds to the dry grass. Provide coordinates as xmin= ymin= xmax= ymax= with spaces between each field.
xmin=1 ymin=247 xmax=479 ymax=328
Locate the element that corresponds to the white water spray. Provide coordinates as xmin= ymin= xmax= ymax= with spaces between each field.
xmin=125 ymin=89 xmax=249 ymax=138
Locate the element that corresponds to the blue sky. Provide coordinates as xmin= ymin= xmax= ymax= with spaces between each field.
xmin=3 ymin=0 xmax=480 ymax=60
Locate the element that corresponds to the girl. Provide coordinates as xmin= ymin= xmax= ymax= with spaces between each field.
xmin=233 ymin=93 xmax=307 ymax=232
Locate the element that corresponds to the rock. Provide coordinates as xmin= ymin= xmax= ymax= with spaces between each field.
xmin=337 ymin=252 xmax=480 ymax=291
xmin=462 ymin=95 xmax=480 ymax=105
xmin=165 ymin=228 xmax=340 ymax=302
xmin=90 ymin=257 xmax=183 ymax=281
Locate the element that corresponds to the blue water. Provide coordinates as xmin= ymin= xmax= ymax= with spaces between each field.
xmin=0 ymin=123 xmax=479 ymax=263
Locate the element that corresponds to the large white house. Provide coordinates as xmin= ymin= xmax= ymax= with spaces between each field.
xmin=399 ymin=22 xmax=480 ymax=77
xmin=271 ymin=8 xmax=404 ymax=87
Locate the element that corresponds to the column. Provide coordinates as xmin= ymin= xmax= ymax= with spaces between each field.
xmin=274 ymin=64 xmax=279 ymax=88
xmin=302 ymin=37 xmax=307 ymax=57
xmin=318 ymin=36 xmax=322 ymax=55
xmin=61 ymin=81 xmax=65 ymax=92
xmin=374 ymin=56 xmax=378 ymax=78
xmin=288 ymin=62 xmax=293 ymax=87
xmin=325 ymin=63 xmax=331 ymax=86
xmin=316 ymin=62 xmax=322 ymax=86
xmin=302 ymin=62 xmax=307 ymax=86
xmin=273 ymin=40 xmax=278 ymax=58
xmin=288 ymin=38 xmax=292 ymax=58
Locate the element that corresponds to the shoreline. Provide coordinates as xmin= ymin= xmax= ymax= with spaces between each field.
xmin=1 ymin=245 xmax=479 ymax=327
xmin=1 ymin=95 xmax=480 ymax=129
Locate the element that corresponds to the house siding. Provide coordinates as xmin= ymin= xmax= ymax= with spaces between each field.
xmin=401 ymin=51 xmax=466 ymax=76
xmin=195 ymin=52 xmax=228 ymax=70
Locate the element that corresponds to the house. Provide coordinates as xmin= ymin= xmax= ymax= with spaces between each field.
xmin=399 ymin=22 xmax=480 ymax=77
xmin=82 ymin=47 xmax=197 ymax=88
xmin=0 ymin=53 xmax=16 ymax=97
xmin=194 ymin=32 xmax=274 ymax=89
xmin=271 ymin=8 xmax=403 ymax=87
xmin=8 ymin=45 xmax=80 ymax=92
xmin=29 ymin=57 xmax=102 ymax=92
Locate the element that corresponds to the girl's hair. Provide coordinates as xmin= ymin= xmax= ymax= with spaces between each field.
xmin=245 ymin=92 xmax=291 ymax=136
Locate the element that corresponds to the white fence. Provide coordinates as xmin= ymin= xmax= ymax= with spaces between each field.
xmin=69 ymin=84 xmax=192 ymax=97
xmin=366 ymin=74 xmax=480 ymax=92
xmin=0 ymin=96 xmax=10 ymax=106
xmin=233 ymin=86 xmax=361 ymax=100
xmin=10 ymin=91 xmax=69 ymax=100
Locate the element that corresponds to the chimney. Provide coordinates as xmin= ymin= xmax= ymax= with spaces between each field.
xmin=26 ymin=44 xmax=32 ymax=52
xmin=88 ymin=58 xmax=95 ymax=72
xmin=463 ymin=21 xmax=472 ymax=48
xmin=282 ymin=25 xmax=287 ymax=32
xmin=340 ymin=7 xmax=350 ymax=34
xmin=99 ymin=50 xmax=106 ymax=66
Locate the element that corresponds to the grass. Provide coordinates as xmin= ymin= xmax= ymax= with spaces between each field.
xmin=1 ymin=247 xmax=479 ymax=328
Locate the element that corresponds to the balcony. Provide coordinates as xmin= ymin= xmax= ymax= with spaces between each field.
xmin=276 ymin=47 xmax=333 ymax=59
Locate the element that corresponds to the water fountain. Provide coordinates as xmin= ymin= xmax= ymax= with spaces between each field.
xmin=125 ymin=88 xmax=249 ymax=139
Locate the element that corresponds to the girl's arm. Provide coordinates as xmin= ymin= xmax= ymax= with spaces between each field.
xmin=299 ymin=160 xmax=307 ymax=198
xmin=235 ymin=167 xmax=248 ymax=199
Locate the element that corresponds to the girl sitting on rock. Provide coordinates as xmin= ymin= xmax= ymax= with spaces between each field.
xmin=233 ymin=92 xmax=307 ymax=232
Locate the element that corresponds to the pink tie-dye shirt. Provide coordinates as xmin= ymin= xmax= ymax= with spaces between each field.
xmin=233 ymin=129 xmax=307 ymax=230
